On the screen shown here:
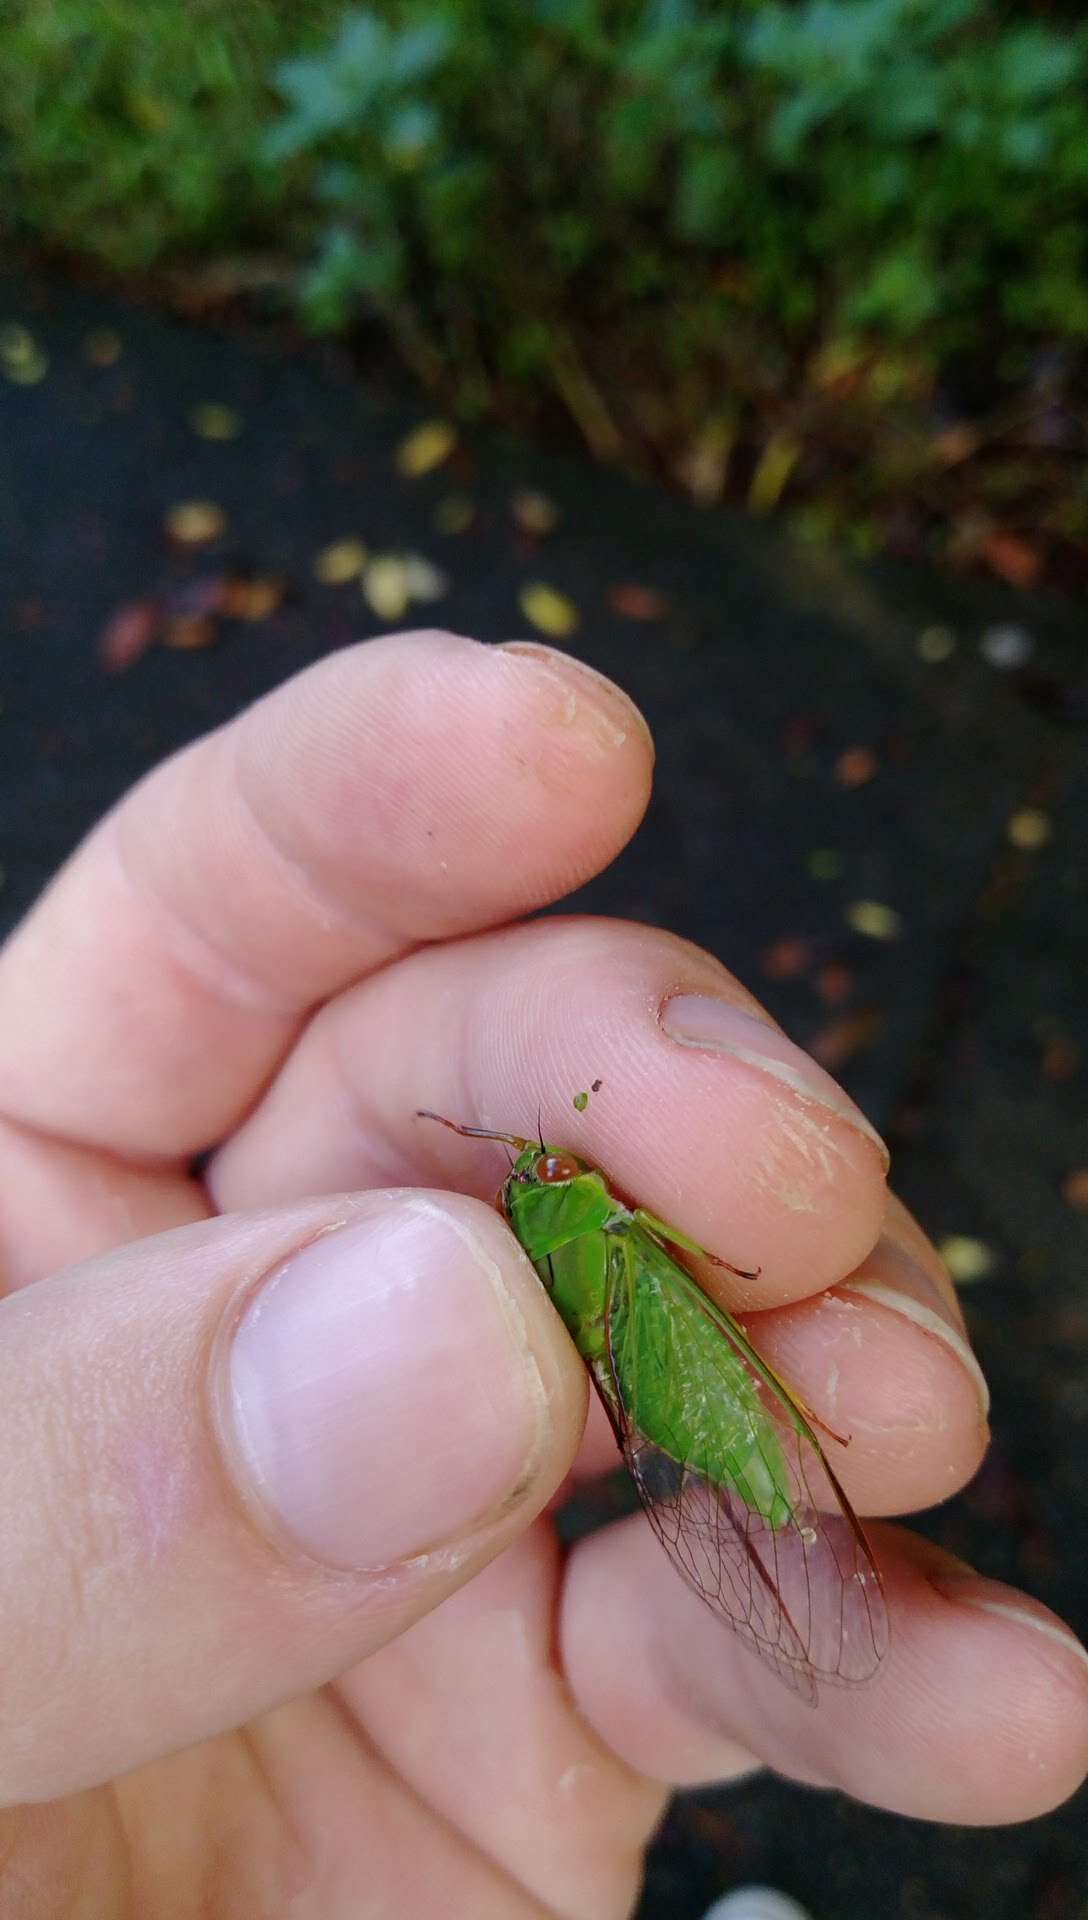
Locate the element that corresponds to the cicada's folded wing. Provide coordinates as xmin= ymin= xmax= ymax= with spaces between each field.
xmin=601 ymin=1229 xmax=888 ymax=1699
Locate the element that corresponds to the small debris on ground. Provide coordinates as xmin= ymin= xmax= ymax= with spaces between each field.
xmin=396 ymin=419 xmax=458 ymax=477
xmin=165 ymin=501 xmax=228 ymax=545
xmin=939 ymin=1235 xmax=996 ymax=1284
xmin=846 ymin=900 xmax=902 ymax=941
xmin=519 ymin=582 xmax=580 ymax=638
xmin=314 ymin=539 xmax=368 ymax=584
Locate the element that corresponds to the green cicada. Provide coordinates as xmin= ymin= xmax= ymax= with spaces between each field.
xmin=418 ymin=1110 xmax=888 ymax=1700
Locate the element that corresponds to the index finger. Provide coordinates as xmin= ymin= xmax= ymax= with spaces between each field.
xmin=0 ymin=633 xmax=652 ymax=1160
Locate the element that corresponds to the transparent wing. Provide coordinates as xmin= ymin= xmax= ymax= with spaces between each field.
xmin=601 ymin=1229 xmax=888 ymax=1700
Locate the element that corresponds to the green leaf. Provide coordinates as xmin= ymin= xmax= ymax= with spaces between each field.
xmin=675 ymin=143 xmax=740 ymax=242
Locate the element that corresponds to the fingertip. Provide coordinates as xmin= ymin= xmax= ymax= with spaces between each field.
xmin=561 ymin=1513 xmax=1088 ymax=1825
xmin=745 ymin=1285 xmax=989 ymax=1517
xmin=497 ymin=640 xmax=656 ymax=769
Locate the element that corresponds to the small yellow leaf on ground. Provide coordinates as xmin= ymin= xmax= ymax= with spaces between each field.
xmin=748 ymin=434 xmax=800 ymax=514
xmin=519 ymin=582 xmax=580 ymax=638
xmin=0 ymin=324 xmax=48 ymax=384
xmin=396 ymin=420 xmax=457 ymax=477
xmin=189 ymin=402 xmax=242 ymax=441
xmin=363 ymin=555 xmax=412 ymax=622
xmin=1007 ymin=809 xmax=1051 ymax=851
xmin=939 ymin=1236 xmax=995 ymax=1284
xmin=314 ymin=539 xmax=368 ymax=584
xmin=164 ymin=501 xmax=228 ymax=545
xmin=845 ymin=899 xmax=902 ymax=941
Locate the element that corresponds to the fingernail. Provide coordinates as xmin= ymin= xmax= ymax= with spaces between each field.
xmin=660 ymin=995 xmax=889 ymax=1169
xmin=497 ymin=641 xmax=655 ymax=757
xmin=839 ymin=1239 xmax=990 ymax=1418
xmin=226 ymin=1200 xmax=546 ymax=1568
xmin=929 ymin=1570 xmax=1088 ymax=1679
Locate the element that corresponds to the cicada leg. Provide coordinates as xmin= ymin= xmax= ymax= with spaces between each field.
xmin=631 ymin=1206 xmax=760 ymax=1281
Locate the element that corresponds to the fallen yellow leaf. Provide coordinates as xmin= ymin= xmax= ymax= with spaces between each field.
xmin=1007 ymin=809 xmax=1051 ymax=851
xmin=164 ymin=501 xmax=228 ymax=545
xmin=845 ymin=900 xmax=902 ymax=941
xmin=189 ymin=402 xmax=242 ymax=441
xmin=363 ymin=556 xmax=412 ymax=622
xmin=314 ymin=539 xmax=368 ymax=584
xmin=396 ymin=420 xmax=458 ymax=478
xmin=518 ymin=582 xmax=580 ymax=639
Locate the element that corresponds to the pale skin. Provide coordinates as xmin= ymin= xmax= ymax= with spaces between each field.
xmin=0 ymin=630 xmax=1084 ymax=1918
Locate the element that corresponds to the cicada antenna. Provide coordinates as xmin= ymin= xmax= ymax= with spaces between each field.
xmin=415 ymin=1110 xmax=529 ymax=1150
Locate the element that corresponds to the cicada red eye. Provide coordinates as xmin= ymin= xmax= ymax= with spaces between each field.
xmin=535 ymin=1152 xmax=580 ymax=1183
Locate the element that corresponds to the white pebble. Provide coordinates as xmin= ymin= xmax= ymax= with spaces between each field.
xmin=699 ymin=1888 xmax=814 ymax=1920
xmin=980 ymin=624 xmax=1033 ymax=669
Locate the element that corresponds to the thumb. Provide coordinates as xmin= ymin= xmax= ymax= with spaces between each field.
xmin=0 ymin=1191 xmax=584 ymax=1804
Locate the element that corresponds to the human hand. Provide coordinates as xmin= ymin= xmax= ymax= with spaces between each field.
xmin=0 ymin=632 xmax=1084 ymax=1916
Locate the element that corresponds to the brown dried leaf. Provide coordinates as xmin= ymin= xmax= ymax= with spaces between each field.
xmin=760 ymin=937 xmax=810 ymax=980
xmin=809 ymin=1008 xmax=883 ymax=1070
xmin=835 ymin=746 xmax=879 ymax=788
xmin=511 ymin=489 xmax=560 ymax=537
xmin=99 ymin=599 xmax=161 ymax=673
xmin=221 ymin=575 xmax=286 ymax=621
xmin=982 ymin=531 xmax=1043 ymax=590
xmin=608 ymin=582 xmax=669 ymax=620
xmin=163 ymin=613 xmax=217 ymax=651
xmin=816 ymin=961 xmax=854 ymax=1007
xmin=931 ymin=424 xmax=980 ymax=467
xmin=1041 ymin=1039 xmax=1080 ymax=1082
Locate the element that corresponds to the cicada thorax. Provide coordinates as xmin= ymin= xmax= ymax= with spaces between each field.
xmin=504 ymin=1165 xmax=617 ymax=1360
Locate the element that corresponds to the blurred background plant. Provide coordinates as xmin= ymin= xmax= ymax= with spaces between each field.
xmin=3 ymin=0 xmax=1086 ymax=584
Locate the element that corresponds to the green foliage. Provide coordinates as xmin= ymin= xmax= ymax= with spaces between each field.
xmin=2 ymin=0 xmax=1086 ymax=551
xmin=250 ymin=0 xmax=1088 ymax=445
xmin=0 ymin=0 xmax=344 ymax=267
